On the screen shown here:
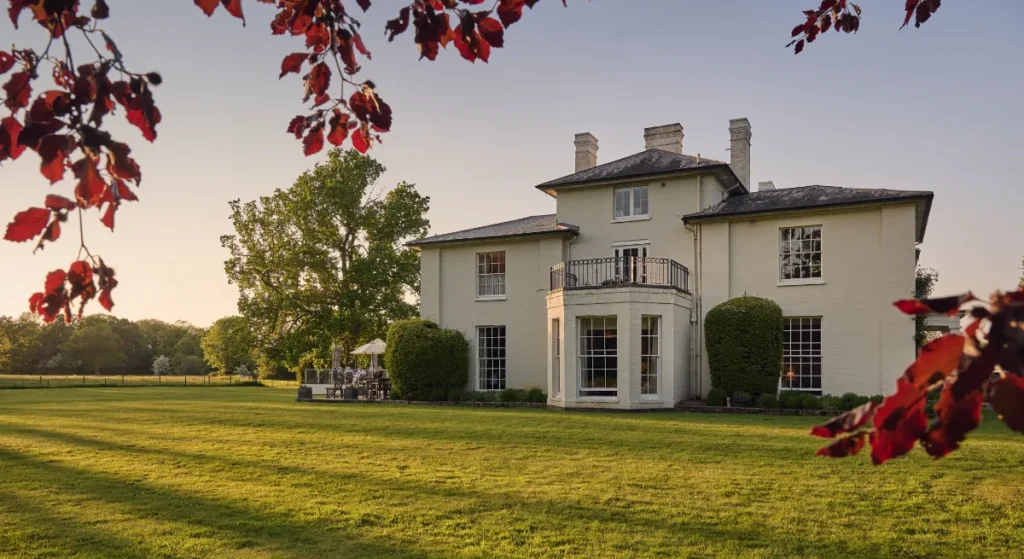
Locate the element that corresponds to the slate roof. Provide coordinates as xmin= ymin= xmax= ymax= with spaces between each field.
xmin=683 ymin=185 xmax=934 ymax=242
xmin=536 ymin=149 xmax=732 ymax=190
xmin=406 ymin=214 xmax=578 ymax=247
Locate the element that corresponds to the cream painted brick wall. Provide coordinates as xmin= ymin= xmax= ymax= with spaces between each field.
xmin=698 ymin=204 xmax=918 ymax=397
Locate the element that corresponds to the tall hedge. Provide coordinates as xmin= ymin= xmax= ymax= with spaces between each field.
xmin=705 ymin=296 xmax=783 ymax=396
xmin=385 ymin=319 xmax=469 ymax=400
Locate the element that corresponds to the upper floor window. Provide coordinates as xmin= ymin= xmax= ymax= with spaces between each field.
xmin=477 ymin=251 xmax=506 ymax=297
xmin=613 ymin=186 xmax=648 ymax=221
xmin=779 ymin=226 xmax=822 ymax=282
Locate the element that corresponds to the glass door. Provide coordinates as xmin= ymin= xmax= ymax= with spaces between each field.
xmin=614 ymin=245 xmax=648 ymax=283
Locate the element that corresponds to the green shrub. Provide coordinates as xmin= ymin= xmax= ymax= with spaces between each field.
xmin=778 ymin=391 xmax=802 ymax=409
xmin=839 ymin=392 xmax=870 ymax=411
xmin=385 ymin=319 xmax=468 ymax=401
xmin=732 ymin=391 xmax=753 ymax=407
xmin=757 ymin=393 xmax=778 ymax=409
xmin=798 ymin=393 xmax=823 ymax=410
xmin=525 ymin=387 xmax=546 ymax=403
xmin=175 ymin=355 xmax=208 ymax=375
xmin=705 ymin=296 xmax=783 ymax=396
xmin=499 ymin=388 xmax=522 ymax=403
xmin=447 ymin=389 xmax=466 ymax=402
xmin=707 ymin=387 xmax=728 ymax=407
xmin=467 ymin=391 xmax=497 ymax=403
xmin=820 ymin=395 xmax=843 ymax=411
xmin=869 ymin=395 xmax=885 ymax=405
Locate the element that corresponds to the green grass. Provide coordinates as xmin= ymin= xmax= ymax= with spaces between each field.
xmin=0 ymin=388 xmax=1022 ymax=558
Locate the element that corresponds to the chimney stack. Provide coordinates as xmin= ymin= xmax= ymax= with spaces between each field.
xmin=574 ymin=132 xmax=599 ymax=172
xmin=758 ymin=181 xmax=775 ymax=191
xmin=729 ymin=118 xmax=752 ymax=189
xmin=643 ymin=124 xmax=684 ymax=154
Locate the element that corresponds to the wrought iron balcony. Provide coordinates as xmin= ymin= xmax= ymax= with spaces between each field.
xmin=550 ymin=257 xmax=690 ymax=293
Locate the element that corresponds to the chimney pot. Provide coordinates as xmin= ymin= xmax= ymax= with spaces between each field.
xmin=758 ymin=181 xmax=775 ymax=191
xmin=644 ymin=123 xmax=684 ymax=154
xmin=729 ymin=118 xmax=752 ymax=189
xmin=574 ymin=132 xmax=599 ymax=172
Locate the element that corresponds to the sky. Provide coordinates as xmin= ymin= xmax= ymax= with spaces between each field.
xmin=2 ymin=1 xmax=1022 ymax=326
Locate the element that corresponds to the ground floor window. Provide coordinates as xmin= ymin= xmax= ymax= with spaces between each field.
xmin=782 ymin=317 xmax=821 ymax=393
xmin=641 ymin=316 xmax=660 ymax=397
xmin=552 ymin=318 xmax=561 ymax=397
xmin=579 ymin=316 xmax=617 ymax=397
xmin=477 ymin=326 xmax=506 ymax=390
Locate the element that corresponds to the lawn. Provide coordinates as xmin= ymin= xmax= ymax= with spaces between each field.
xmin=0 ymin=388 xmax=1021 ymax=558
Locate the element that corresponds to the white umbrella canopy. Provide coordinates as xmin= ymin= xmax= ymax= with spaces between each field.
xmin=351 ymin=338 xmax=387 ymax=370
xmin=351 ymin=339 xmax=386 ymax=355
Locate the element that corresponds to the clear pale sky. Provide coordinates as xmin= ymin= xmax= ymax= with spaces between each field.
xmin=2 ymin=1 xmax=1021 ymax=326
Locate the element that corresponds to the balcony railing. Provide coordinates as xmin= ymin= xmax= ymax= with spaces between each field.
xmin=550 ymin=257 xmax=690 ymax=293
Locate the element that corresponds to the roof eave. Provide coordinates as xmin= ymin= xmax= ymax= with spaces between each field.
xmin=682 ymin=194 xmax=935 ymax=225
xmin=535 ymin=163 xmax=746 ymax=196
xmin=405 ymin=228 xmax=578 ymax=249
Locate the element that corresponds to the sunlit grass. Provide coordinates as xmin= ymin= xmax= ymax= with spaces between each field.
xmin=0 ymin=387 xmax=1022 ymax=558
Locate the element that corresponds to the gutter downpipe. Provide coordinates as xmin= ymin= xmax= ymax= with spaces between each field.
xmin=684 ymin=175 xmax=703 ymax=399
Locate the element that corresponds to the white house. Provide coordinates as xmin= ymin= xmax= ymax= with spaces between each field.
xmin=408 ymin=119 xmax=933 ymax=410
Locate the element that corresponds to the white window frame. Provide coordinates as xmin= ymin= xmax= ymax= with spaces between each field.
xmin=578 ymin=316 xmax=618 ymax=398
xmin=476 ymin=251 xmax=506 ymax=299
xmin=551 ymin=318 xmax=561 ymax=398
xmin=640 ymin=315 xmax=660 ymax=400
xmin=778 ymin=225 xmax=823 ymax=285
xmin=612 ymin=186 xmax=650 ymax=222
xmin=780 ymin=317 xmax=822 ymax=394
xmin=477 ymin=325 xmax=506 ymax=391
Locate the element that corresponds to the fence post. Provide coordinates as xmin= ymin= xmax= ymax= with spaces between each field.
xmin=122 ymin=375 xmax=125 ymax=385
xmin=184 ymin=376 xmax=187 ymax=386
xmin=159 ymin=375 xmax=161 ymax=384
xmin=83 ymin=376 xmax=86 ymax=385
xmin=39 ymin=376 xmax=42 ymax=386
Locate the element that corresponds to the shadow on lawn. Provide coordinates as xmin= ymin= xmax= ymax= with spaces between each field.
xmin=0 ymin=447 xmax=435 ymax=559
xmin=0 ymin=425 xmax=880 ymax=558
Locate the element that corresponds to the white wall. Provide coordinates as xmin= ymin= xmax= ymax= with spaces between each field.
xmin=419 ymin=236 xmax=565 ymax=391
xmin=698 ymin=203 xmax=918 ymax=397
xmin=554 ymin=174 xmax=726 ymax=267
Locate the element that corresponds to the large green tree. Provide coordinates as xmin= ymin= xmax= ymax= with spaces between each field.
xmin=0 ymin=314 xmax=42 ymax=374
xmin=201 ymin=316 xmax=256 ymax=374
xmin=222 ymin=149 xmax=429 ymax=370
xmin=61 ymin=319 xmax=126 ymax=375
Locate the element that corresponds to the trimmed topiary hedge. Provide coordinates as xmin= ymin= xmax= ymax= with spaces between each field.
xmin=705 ymin=296 xmax=783 ymax=396
xmin=385 ymin=319 xmax=469 ymax=401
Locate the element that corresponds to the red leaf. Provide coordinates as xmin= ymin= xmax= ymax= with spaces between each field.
xmin=870 ymin=379 xmax=928 ymax=465
xmin=305 ymin=62 xmax=331 ymax=101
xmin=355 ymin=0 xmax=371 ymax=11
xmin=0 ymin=116 xmax=26 ymax=161
xmin=477 ymin=16 xmax=504 ymax=48
xmin=4 ymin=207 xmax=50 ymax=242
xmin=35 ymin=218 xmax=60 ymax=251
xmin=100 ymin=203 xmax=117 ymax=231
xmin=221 ymin=0 xmax=244 ymax=21
xmin=303 ymin=124 xmax=324 ymax=156
xmin=67 ymin=260 xmax=95 ymax=301
xmin=327 ymin=109 xmax=349 ymax=147
xmin=125 ymin=102 xmax=161 ymax=142
xmin=279 ymin=53 xmax=307 ymax=78
xmin=794 ymin=39 xmax=805 ymax=54
xmin=349 ymin=86 xmax=392 ymax=132
xmin=72 ymin=157 xmax=108 ymax=208
xmin=497 ymin=0 xmax=528 ymax=27
xmin=386 ymin=7 xmax=411 ymax=41
xmin=105 ymin=141 xmax=141 ymax=183
xmin=990 ymin=375 xmax=1024 ymax=432
xmin=36 ymin=134 xmax=74 ymax=183
xmin=810 ymin=400 xmax=878 ymax=438
xmin=922 ymin=385 xmax=982 ymax=458
xmin=352 ymin=126 xmax=369 ymax=154
xmin=28 ymin=292 xmax=44 ymax=314
xmin=28 ymin=90 xmax=70 ymax=124
xmin=287 ymin=115 xmax=307 ymax=138
xmin=816 ymin=432 xmax=867 ymax=457
xmin=44 ymin=194 xmax=75 ymax=211
xmin=194 ymin=0 xmax=219 ymax=16
xmin=44 ymin=269 xmax=66 ymax=295
xmin=893 ymin=293 xmax=975 ymax=316
xmin=3 ymin=71 xmax=32 ymax=110
xmin=94 ymin=258 xmax=117 ymax=311
xmin=902 ymin=334 xmax=965 ymax=390
xmin=0 ymin=51 xmax=14 ymax=75
xmin=353 ymin=31 xmax=371 ymax=59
